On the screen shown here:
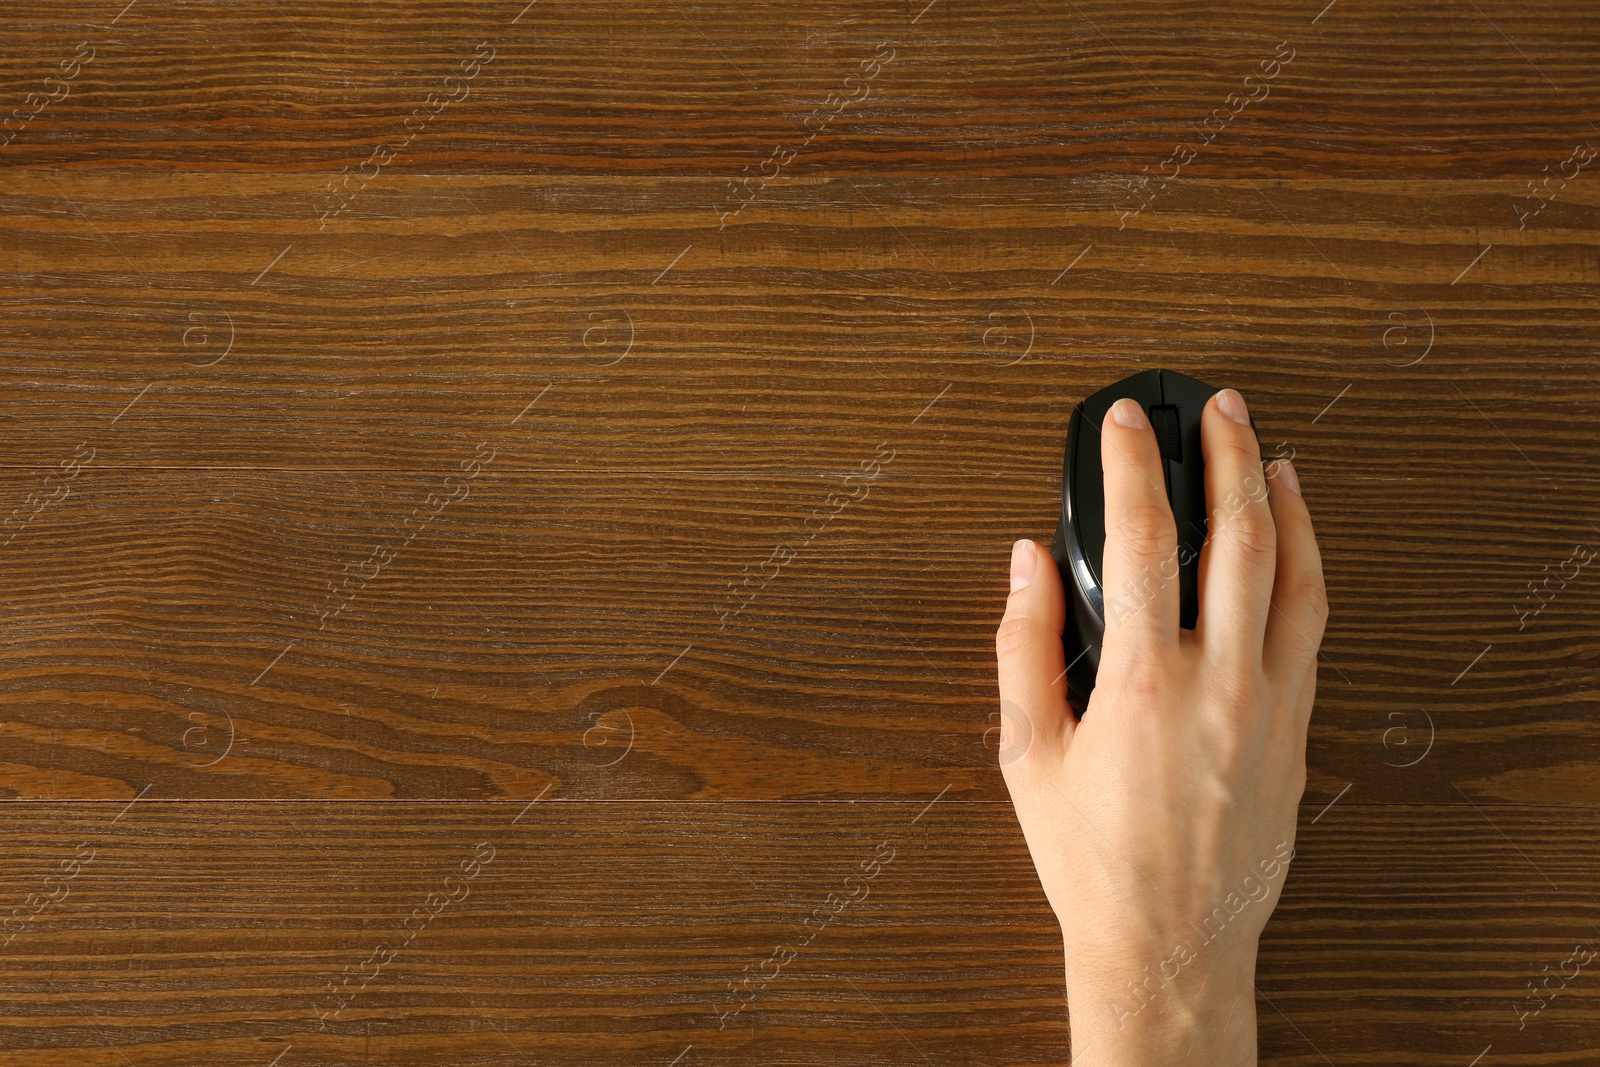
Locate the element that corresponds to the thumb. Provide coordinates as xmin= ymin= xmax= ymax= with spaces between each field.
xmin=994 ymin=538 xmax=1073 ymax=769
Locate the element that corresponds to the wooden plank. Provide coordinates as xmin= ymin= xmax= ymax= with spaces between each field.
xmin=0 ymin=2 xmax=1596 ymax=176
xmin=0 ymin=802 xmax=1594 ymax=1066
xmin=0 ymin=462 xmax=1594 ymax=801
xmin=1 ymin=171 xmax=1596 ymax=473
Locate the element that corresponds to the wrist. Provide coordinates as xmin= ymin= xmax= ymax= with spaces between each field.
xmin=1065 ymin=946 xmax=1258 ymax=1066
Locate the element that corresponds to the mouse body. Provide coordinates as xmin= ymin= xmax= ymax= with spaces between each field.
xmin=1050 ymin=369 xmax=1256 ymax=711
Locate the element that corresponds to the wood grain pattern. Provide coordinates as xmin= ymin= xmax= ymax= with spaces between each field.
xmin=2 ymin=1 xmax=1598 ymax=175
xmin=3 ymin=0 xmax=1600 ymax=1062
xmin=0 ymin=460 xmax=1596 ymax=803
xmin=0 ymin=803 xmax=1597 ymax=1066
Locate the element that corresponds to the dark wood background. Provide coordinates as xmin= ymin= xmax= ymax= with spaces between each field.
xmin=2 ymin=0 xmax=1598 ymax=1063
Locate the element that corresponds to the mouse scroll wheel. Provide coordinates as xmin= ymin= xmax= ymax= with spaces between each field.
xmin=1148 ymin=405 xmax=1183 ymax=463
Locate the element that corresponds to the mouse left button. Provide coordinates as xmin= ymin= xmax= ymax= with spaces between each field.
xmin=1073 ymin=371 xmax=1164 ymax=594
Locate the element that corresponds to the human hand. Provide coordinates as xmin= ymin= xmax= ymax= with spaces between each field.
xmin=994 ymin=388 xmax=1327 ymax=1065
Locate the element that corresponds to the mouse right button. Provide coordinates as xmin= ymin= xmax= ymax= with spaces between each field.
xmin=1156 ymin=371 xmax=1219 ymax=630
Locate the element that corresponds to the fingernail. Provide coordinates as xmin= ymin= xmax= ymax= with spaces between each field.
xmin=1217 ymin=388 xmax=1250 ymax=424
xmin=1270 ymin=458 xmax=1301 ymax=495
xmin=1010 ymin=538 xmax=1037 ymax=592
xmin=1111 ymin=397 xmax=1149 ymax=430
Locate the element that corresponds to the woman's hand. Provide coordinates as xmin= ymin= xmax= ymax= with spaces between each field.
xmin=994 ymin=388 xmax=1327 ymax=1066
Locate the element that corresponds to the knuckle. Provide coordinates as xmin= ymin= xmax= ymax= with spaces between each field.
xmin=1219 ymin=437 xmax=1264 ymax=470
xmin=1108 ymin=502 xmax=1176 ymax=559
xmin=1278 ymin=573 xmax=1329 ymax=662
xmin=994 ymin=614 xmax=1038 ymax=662
xmin=1296 ymin=573 xmax=1331 ymax=628
xmin=1220 ymin=506 xmax=1276 ymax=562
xmin=1292 ymin=631 xmax=1324 ymax=669
xmin=1106 ymin=662 xmax=1174 ymax=709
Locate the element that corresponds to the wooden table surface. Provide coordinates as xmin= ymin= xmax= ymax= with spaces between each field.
xmin=3 ymin=1 xmax=1598 ymax=1063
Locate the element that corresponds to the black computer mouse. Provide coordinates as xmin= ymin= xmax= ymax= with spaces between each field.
xmin=1049 ymin=369 xmax=1258 ymax=713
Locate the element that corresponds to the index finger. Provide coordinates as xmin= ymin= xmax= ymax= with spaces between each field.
xmin=1098 ymin=397 xmax=1182 ymax=670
